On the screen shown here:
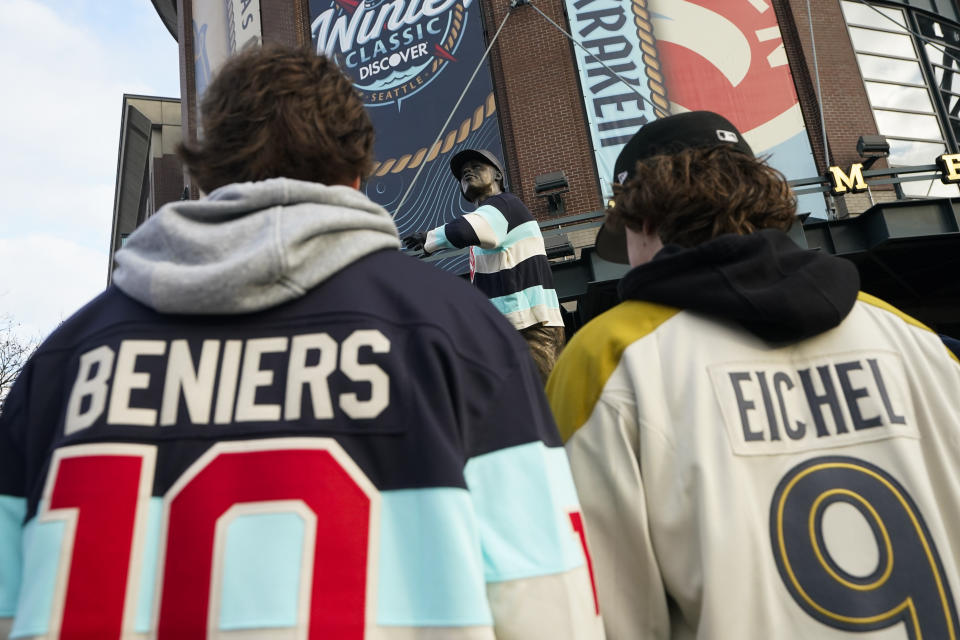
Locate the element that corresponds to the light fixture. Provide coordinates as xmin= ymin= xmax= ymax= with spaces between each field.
xmin=857 ymin=134 xmax=890 ymax=169
xmin=534 ymin=171 xmax=569 ymax=215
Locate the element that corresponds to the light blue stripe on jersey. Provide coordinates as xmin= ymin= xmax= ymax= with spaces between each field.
xmin=12 ymin=499 xmax=162 ymax=636
xmin=472 ymin=220 xmax=542 ymax=255
xmin=219 ymin=512 xmax=305 ymax=629
xmin=472 ymin=205 xmax=509 ymax=244
xmin=425 ymin=224 xmax=452 ymax=253
xmin=489 ymin=286 xmax=561 ymax=316
xmin=377 ymin=488 xmax=491 ymax=626
xmin=12 ymin=471 xmax=578 ymax=633
xmin=11 ymin=511 xmax=64 ymax=637
xmin=135 ymin=498 xmax=163 ymax=632
xmin=12 ymin=502 xmax=310 ymax=635
xmin=0 ymin=496 xmax=25 ymax=616
xmin=464 ymin=441 xmax=584 ymax=582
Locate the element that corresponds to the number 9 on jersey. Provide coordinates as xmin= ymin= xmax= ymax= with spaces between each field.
xmin=769 ymin=456 xmax=959 ymax=639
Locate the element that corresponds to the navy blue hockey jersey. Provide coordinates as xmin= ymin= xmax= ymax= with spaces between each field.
xmin=0 ymin=250 xmax=602 ymax=639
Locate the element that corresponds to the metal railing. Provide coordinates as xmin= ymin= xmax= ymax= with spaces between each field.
xmin=788 ymin=163 xmax=947 ymax=195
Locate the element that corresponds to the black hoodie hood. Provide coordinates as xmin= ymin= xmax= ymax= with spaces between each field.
xmin=617 ymin=229 xmax=860 ymax=342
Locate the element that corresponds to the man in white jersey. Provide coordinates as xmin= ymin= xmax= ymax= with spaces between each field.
xmin=546 ymin=110 xmax=960 ymax=639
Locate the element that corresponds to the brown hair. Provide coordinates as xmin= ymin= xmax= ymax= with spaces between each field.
xmin=178 ymin=46 xmax=375 ymax=193
xmin=608 ymin=145 xmax=796 ymax=247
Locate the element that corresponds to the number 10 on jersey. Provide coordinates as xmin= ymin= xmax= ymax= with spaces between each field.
xmin=37 ymin=438 xmax=380 ymax=639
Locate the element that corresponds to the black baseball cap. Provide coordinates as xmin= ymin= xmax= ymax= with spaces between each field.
xmin=450 ymin=149 xmax=506 ymax=189
xmin=596 ymin=111 xmax=754 ymax=264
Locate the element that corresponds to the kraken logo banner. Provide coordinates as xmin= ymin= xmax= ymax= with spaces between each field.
xmin=566 ymin=0 xmax=826 ymax=218
xmin=311 ymin=0 xmax=507 ymax=273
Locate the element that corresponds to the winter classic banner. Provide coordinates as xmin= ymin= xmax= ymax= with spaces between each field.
xmin=310 ymin=0 xmax=507 ymax=272
xmin=566 ymin=0 xmax=826 ymax=218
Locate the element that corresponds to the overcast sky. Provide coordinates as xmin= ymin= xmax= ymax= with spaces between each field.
xmin=0 ymin=0 xmax=181 ymax=340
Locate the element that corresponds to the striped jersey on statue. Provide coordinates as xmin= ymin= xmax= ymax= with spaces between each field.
xmin=424 ymin=192 xmax=564 ymax=331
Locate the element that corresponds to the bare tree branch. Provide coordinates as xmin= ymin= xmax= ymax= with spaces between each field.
xmin=0 ymin=315 xmax=38 ymax=409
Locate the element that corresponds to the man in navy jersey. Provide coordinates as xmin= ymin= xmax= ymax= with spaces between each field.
xmin=403 ymin=150 xmax=565 ymax=382
xmin=0 ymin=47 xmax=603 ymax=639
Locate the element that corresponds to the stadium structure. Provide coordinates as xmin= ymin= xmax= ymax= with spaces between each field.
xmin=112 ymin=0 xmax=960 ymax=335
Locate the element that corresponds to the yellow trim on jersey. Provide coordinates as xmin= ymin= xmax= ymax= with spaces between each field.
xmin=858 ymin=291 xmax=934 ymax=333
xmin=546 ymin=300 xmax=679 ymax=442
xmin=858 ymin=291 xmax=960 ymax=365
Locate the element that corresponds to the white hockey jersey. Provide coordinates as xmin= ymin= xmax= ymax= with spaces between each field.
xmin=547 ymin=230 xmax=960 ymax=640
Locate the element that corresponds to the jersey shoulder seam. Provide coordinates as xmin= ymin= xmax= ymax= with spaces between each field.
xmin=547 ymin=300 xmax=679 ymax=442
xmin=857 ymin=291 xmax=959 ymax=365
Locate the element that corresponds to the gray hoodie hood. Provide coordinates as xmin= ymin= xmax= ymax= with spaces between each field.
xmin=113 ymin=178 xmax=401 ymax=314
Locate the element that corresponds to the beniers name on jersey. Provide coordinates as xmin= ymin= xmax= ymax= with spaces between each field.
xmin=710 ymin=350 xmax=918 ymax=455
xmin=0 ymin=48 xmax=605 ymax=640
xmin=65 ymin=331 xmax=391 ymax=434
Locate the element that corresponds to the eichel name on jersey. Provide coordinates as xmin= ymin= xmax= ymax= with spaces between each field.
xmin=548 ymin=229 xmax=960 ymax=640
xmin=66 ymin=330 xmax=391 ymax=434
xmin=711 ymin=351 xmax=916 ymax=455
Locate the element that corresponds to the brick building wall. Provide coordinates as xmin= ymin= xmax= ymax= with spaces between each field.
xmin=176 ymin=0 xmax=310 ymax=197
xmin=481 ymin=0 xmax=603 ymax=221
xmin=261 ymin=0 xmax=308 ymax=47
xmin=773 ymin=0 xmax=829 ymax=173
xmin=173 ymin=0 xmax=909 ymax=220
xmin=176 ymin=0 xmax=602 ymax=220
xmin=475 ymin=0 xmax=899 ymax=222
xmin=782 ymin=0 xmax=881 ymax=171
xmin=780 ymin=0 xmax=896 ymax=216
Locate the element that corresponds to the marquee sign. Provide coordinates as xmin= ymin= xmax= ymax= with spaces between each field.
xmin=827 ymin=153 xmax=960 ymax=195
xmin=311 ymin=0 xmax=506 ymax=273
xmin=564 ymin=0 xmax=826 ymax=218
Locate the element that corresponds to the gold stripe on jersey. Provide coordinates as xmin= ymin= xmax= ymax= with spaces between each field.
xmin=546 ymin=300 xmax=678 ymax=442
xmin=857 ymin=291 xmax=960 ymax=365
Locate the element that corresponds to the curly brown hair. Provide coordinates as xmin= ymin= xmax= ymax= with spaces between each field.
xmin=608 ymin=145 xmax=796 ymax=247
xmin=178 ymin=46 xmax=375 ymax=193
